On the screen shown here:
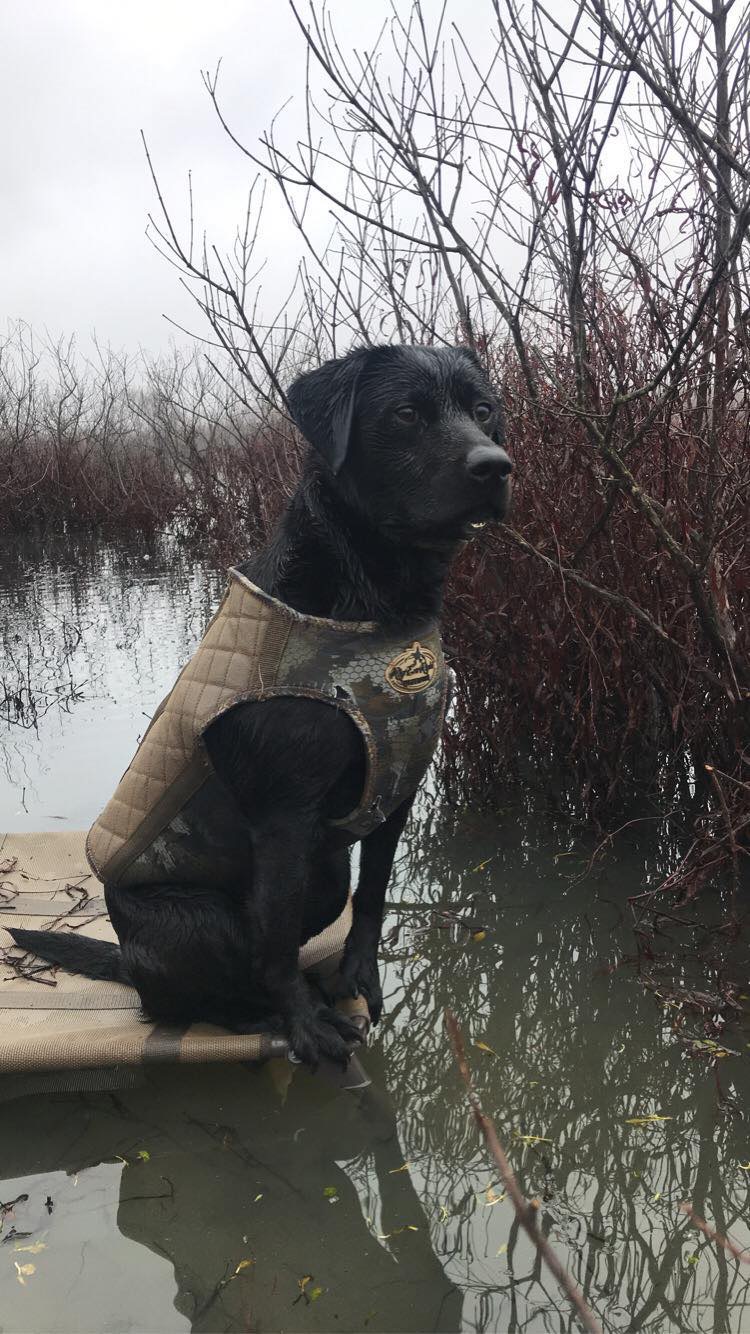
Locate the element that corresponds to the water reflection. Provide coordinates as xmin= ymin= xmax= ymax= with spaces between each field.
xmin=1 ymin=530 xmax=749 ymax=1332
xmin=0 ymin=1067 xmax=461 ymax=1333
xmin=0 ymin=527 xmax=223 ymax=828
xmin=382 ymin=804 xmax=750 ymax=1332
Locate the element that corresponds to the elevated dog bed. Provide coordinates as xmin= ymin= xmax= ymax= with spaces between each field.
xmin=0 ymin=831 xmax=368 ymax=1075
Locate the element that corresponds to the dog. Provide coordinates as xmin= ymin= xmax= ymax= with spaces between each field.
xmin=10 ymin=344 xmax=512 ymax=1068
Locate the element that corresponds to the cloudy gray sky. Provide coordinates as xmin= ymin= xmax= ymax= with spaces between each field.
xmin=1 ymin=1 xmax=369 ymax=355
xmin=2 ymin=1 xmax=507 ymax=362
xmin=3 ymin=0 xmax=651 ymax=375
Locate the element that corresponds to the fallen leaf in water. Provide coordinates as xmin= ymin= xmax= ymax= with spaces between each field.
xmin=496 ymin=1243 xmax=508 ymax=1256
xmin=254 ymin=1193 xmax=263 ymax=1202
xmin=475 ymin=1041 xmax=499 ymax=1057
xmin=388 ymin=1163 xmax=411 ymax=1174
xmin=14 ymin=1262 xmax=35 ymax=1284
xmin=472 ymin=930 xmax=487 ymax=942
xmin=625 ymin=1115 xmax=673 ymax=1125
xmin=13 ymin=1242 xmax=46 ymax=1254
xmin=485 ymin=1188 xmax=506 ymax=1207
xmin=323 ymin=1186 xmax=338 ymax=1198
xmin=476 ymin=1179 xmax=502 ymax=1197
xmin=513 ymin=1133 xmax=552 ymax=1145
xmin=234 ymin=1259 xmax=254 ymax=1275
xmin=686 ymin=1253 xmax=699 ymax=1265
xmin=136 ymin=1149 xmax=150 ymax=1162
xmin=291 ymin=1274 xmax=315 ymax=1306
xmin=376 ymin=1225 xmax=419 ymax=1239
xmin=310 ymin=1286 xmax=323 ymax=1301
xmin=471 ymin=857 xmax=494 ymax=872
xmin=652 ymin=1192 xmax=661 ymax=1201
xmin=690 ymin=1038 xmax=737 ymax=1057
xmin=738 ymin=1162 xmax=750 ymax=1171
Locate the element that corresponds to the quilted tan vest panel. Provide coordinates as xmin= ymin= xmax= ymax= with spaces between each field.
xmin=86 ymin=570 xmax=447 ymax=889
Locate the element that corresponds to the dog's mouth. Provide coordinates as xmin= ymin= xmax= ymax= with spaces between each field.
xmin=404 ymin=489 xmax=511 ymax=549
xmin=421 ymin=509 xmax=503 ymax=547
xmin=423 ymin=502 xmax=508 ymax=545
xmin=470 ymin=478 xmax=513 ymax=532
xmin=460 ymin=497 xmax=509 ymax=537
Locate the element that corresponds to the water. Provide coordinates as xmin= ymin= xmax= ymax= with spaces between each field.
xmin=1 ymin=529 xmax=749 ymax=1333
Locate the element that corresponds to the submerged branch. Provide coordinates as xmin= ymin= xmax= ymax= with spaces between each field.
xmin=445 ymin=1008 xmax=602 ymax=1334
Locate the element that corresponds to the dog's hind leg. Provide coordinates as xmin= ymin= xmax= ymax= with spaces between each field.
xmin=106 ymin=882 xmax=274 ymax=1030
xmin=107 ymin=879 xmax=362 ymax=1065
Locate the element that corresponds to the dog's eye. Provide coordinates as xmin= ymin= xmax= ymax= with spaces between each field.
xmin=474 ymin=402 xmax=493 ymax=423
xmin=394 ymin=405 xmax=418 ymax=425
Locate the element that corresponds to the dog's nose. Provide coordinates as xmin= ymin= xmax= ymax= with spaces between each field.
xmin=465 ymin=443 xmax=513 ymax=483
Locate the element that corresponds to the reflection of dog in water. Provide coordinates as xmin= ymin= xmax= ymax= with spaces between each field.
xmin=1 ymin=1063 xmax=462 ymax=1334
xmin=114 ymin=1066 xmax=463 ymax=1333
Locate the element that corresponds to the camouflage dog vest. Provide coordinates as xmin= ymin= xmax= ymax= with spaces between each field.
xmin=86 ymin=569 xmax=448 ymax=890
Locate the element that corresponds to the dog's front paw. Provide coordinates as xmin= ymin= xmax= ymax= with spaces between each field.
xmin=287 ymin=1007 xmax=364 ymax=1070
xmin=338 ymin=945 xmax=383 ymax=1025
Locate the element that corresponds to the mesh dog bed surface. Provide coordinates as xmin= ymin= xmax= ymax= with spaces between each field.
xmin=0 ymin=831 xmax=366 ymax=1074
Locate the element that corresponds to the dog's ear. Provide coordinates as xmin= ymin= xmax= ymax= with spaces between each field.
xmin=286 ymin=351 xmax=365 ymax=474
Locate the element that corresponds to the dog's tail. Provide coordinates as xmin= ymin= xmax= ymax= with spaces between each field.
xmin=7 ymin=928 xmax=129 ymax=984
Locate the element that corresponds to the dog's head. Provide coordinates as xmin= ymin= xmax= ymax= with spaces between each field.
xmin=286 ymin=344 xmax=512 ymax=544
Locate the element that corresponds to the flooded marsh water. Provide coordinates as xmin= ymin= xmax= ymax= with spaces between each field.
xmin=1 ymin=529 xmax=749 ymax=1333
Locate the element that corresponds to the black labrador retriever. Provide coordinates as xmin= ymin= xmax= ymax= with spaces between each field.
xmin=11 ymin=344 xmax=512 ymax=1068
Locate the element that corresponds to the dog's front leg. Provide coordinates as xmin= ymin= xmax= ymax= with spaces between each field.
xmin=249 ymin=817 xmax=363 ymax=1068
xmin=338 ymin=794 xmax=415 ymax=1023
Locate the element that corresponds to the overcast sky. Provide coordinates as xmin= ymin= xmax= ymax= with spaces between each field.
xmin=2 ymin=1 xmax=306 ymax=355
xmin=0 ymin=1 xmax=380 ymax=356
xmin=1 ymin=1 xmax=506 ymax=362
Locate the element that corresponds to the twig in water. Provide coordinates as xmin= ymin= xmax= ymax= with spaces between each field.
xmin=680 ymin=1202 xmax=750 ymax=1265
xmin=445 ymin=1009 xmax=602 ymax=1334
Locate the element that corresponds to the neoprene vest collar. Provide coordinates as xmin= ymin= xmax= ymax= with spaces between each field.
xmin=86 ymin=569 xmax=448 ymax=890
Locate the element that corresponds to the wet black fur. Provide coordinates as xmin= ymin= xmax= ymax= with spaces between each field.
xmin=10 ymin=344 xmax=512 ymax=1068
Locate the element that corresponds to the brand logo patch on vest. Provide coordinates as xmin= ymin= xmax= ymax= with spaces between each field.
xmin=385 ymin=641 xmax=438 ymax=694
